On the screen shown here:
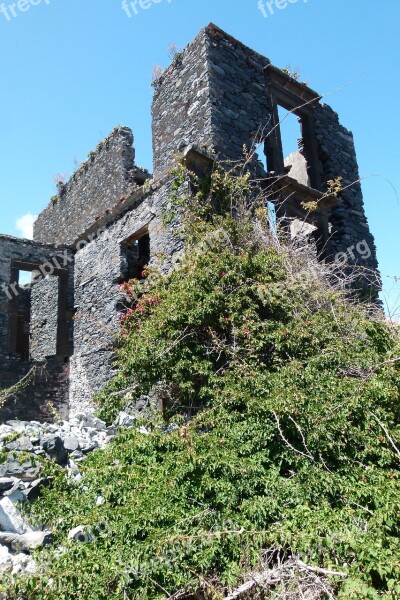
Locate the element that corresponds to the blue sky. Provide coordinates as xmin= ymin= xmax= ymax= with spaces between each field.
xmin=0 ymin=0 xmax=399 ymax=314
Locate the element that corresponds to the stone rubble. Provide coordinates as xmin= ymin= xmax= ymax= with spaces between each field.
xmin=0 ymin=401 xmax=150 ymax=576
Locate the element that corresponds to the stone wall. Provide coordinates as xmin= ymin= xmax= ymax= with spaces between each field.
xmin=0 ymin=357 xmax=69 ymax=423
xmin=0 ymin=23 xmax=381 ymax=422
xmin=205 ymin=24 xmax=271 ymax=174
xmin=152 ymin=22 xmax=378 ymax=282
xmin=30 ymin=276 xmax=60 ymax=360
xmin=0 ymin=357 xmax=31 ymax=402
xmin=152 ymin=28 xmax=212 ymax=178
xmin=152 ymin=24 xmax=271 ymax=178
xmin=0 ymin=235 xmax=73 ymax=357
xmin=69 ymin=176 xmax=183 ymax=416
xmin=33 ymin=127 xmax=147 ymax=247
xmin=312 ymin=104 xmax=379 ymax=278
xmin=0 ymin=235 xmax=74 ymax=421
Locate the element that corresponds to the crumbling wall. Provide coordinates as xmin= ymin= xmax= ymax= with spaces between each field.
xmin=34 ymin=127 xmax=145 ymax=247
xmin=205 ymin=24 xmax=271 ymax=174
xmin=152 ymin=28 xmax=212 ymax=178
xmin=312 ymin=104 xmax=379 ymax=278
xmin=69 ymin=177 xmax=183 ymax=416
xmin=0 ymin=23 xmax=381 ymax=423
xmin=0 ymin=357 xmax=69 ymax=422
xmin=0 ymin=236 xmax=72 ymax=356
xmin=30 ymin=276 xmax=60 ymax=360
xmin=152 ymin=24 xmax=271 ymax=178
xmin=0 ymin=235 xmax=73 ymax=421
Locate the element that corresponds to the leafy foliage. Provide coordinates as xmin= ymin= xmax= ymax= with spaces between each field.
xmin=5 ymin=165 xmax=400 ymax=599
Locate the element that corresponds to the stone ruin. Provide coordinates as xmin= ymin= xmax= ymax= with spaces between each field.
xmin=0 ymin=23 xmax=379 ymax=423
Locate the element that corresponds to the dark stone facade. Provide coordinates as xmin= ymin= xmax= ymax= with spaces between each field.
xmin=153 ymin=24 xmax=379 ymax=276
xmin=0 ymin=235 xmax=74 ymax=422
xmin=0 ymin=357 xmax=69 ymax=422
xmin=0 ymin=24 xmax=379 ymax=422
xmin=30 ymin=276 xmax=60 ymax=360
xmin=152 ymin=24 xmax=271 ymax=178
xmin=34 ymin=127 xmax=149 ymax=247
xmin=69 ymin=176 xmax=183 ymax=415
xmin=312 ymin=104 xmax=378 ymax=275
xmin=152 ymin=29 xmax=211 ymax=177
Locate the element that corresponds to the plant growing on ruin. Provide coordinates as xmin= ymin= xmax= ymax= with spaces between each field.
xmin=327 ymin=176 xmax=343 ymax=197
xmin=151 ymin=64 xmax=165 ymax=88
xmin=53 ymin=172 xmax=67 ymax=192
xmin=0 ymin=366 xmax=37 ymax=409
xmin=302 ymin=176 xmax=343 ymax=213
xmin=151 ymin=44 xmax=182 ymax=90
xmin=7 ymin=165 xmax=400 ymax=600
xmin=281 ymin=65 xmax=301 ymax=81
xmin=168 ymin=44 xmax=178 ymax=59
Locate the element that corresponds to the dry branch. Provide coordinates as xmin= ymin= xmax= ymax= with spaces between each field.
xmin=369 ymin=410 xmax=400 ymax=461
xmin=0 ymin=366 xmax=37 ymax=408
xmin=224 ymin=558 xmax=346 ymax=600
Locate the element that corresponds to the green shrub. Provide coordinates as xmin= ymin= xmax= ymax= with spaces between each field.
xmin=6 ymin=165 xmax=400 ymax=599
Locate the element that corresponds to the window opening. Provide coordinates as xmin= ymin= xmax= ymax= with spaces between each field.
xmin=121 ymin=230 xmax=150 ymax=282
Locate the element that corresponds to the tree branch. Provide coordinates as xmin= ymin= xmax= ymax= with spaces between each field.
xmin=369 ymin=411 xmax=400 ymax=461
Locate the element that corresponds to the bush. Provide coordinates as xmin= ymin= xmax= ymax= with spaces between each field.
xmin=6 ymin=165 xmax=400 ymax=599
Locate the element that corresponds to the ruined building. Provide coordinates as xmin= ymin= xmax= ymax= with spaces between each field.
xmin=0 ymin=24 xmax=379 ymax=422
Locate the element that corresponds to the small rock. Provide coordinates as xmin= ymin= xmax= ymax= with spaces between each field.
xmin=83 ymin=415 xmax=106 ymax=431
xmin=210 ymin=63 xmax=226 ymax=78
xmin=135 ymin=395 xmax=150 ymax=411
xmin=0 ymin=545 xmax=12 ymax=574
xmin=6 ymin=421 xmax=28 ymax=433
xmin=68 ymin=526 xmax=92 ymax=543
xmin=6 ymin=436 xmax=34 ymax=453
xmin=25 ymin=477 xmax=54 ymax=502
xmin=138 ymin=426 xmax=150 ymax=435
xmin=46 ymin=425 xmax=60 ymax=434
xmin=116 ymin=412 xmax=136 ymax=427
xmin=42 ymin=437 xmax=67 ymax=465
xmin=11 ymin=531 xmax=53 ymax=553
xmin=63 ymin=436 xmax=80 ymax=452
xmin=0 ymin=533 xmax=18 ymax=548
xmin=0 ymin=425 xmax=13 ymax=439
xmin=1 ymin=481 xmax=21 ymax=497
xmin=6 ymin=489 xmax=25 ymax=504
xmin=0 ymin=478 xmax=17 ymax=492
xmin=0 ymin=459 xmax=40 ymax=481
xmin=81 ymin=442 xmax=98 ymax=454
xmin=69 ymin=450 xmax=83 ymax=460
xmin=11 ymin=552 xmax=36 ymax=574
xmin=0 ymin=497 xmax=32 ymax=534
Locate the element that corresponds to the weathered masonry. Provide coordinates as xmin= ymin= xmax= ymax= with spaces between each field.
xmin=0 ymin=23 xmax=379 ymax=422
xmin=0 ymin=236 xmax=74 ymax=421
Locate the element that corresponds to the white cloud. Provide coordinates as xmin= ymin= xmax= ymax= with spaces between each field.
xmin=15 ymin=213 xmax=38 ymax=240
